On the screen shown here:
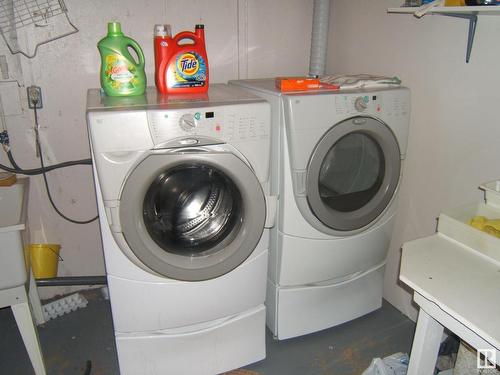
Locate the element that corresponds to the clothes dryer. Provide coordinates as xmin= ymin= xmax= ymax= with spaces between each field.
xmin=86 ymin=85 xmax=273 ymax=374
xmin=230 ymin=79 xmax=410 ymax=339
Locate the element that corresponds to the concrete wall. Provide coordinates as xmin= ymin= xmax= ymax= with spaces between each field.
xmin=328 ymin=0 xmax=500 ymax=320
xmin=0 ymin=0 xmax=312 ymax=299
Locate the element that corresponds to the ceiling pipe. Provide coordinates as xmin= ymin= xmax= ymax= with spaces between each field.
xmin=309 ymin=0 xmax=330 ymax=77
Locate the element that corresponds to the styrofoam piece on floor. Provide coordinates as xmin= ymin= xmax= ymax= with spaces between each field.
xmin=100 ymin=286 xmax=109 ymax=300
xmin=42 ymin=293 xmax=88 ymax=321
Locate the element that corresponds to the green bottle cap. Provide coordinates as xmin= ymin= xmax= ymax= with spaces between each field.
xmin=107 ymin=22 xmax=123 ymax=36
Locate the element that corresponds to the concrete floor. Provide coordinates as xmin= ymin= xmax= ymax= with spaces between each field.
xmin=0 ymin=289 xmax=415 ymax=375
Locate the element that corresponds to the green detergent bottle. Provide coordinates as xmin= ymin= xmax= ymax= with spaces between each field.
xmin=98 ymin=22 xmax=146 ymax=96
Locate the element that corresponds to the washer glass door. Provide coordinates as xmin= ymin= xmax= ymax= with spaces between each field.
xmin=143 ymin=164 xmax=242 ymax=256
xmin=306 ymin=116 xmax=400 ymax=231
xmin=119 ymin=151 xmax=266 ymax=281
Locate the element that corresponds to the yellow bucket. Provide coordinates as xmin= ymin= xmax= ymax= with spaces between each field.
xmin=29 ymin=244 xmax=61 ymax=279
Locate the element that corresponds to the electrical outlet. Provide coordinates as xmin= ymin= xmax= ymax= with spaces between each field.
xmin=27 ymin=85 xmax=42 ymax=109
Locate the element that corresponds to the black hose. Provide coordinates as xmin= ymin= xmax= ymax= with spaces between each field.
xmin=6 ymin=149 xmax=21 ymax=170
xmin=32 ymin=106 xmax=98 ymax=224
xmin=1 ymin=150 xmax=92 ymax=175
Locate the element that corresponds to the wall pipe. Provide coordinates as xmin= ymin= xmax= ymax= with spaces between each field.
xmin=309 ymin=0 xmax=330 ymax=77
xmin=36 ymin=276 xmax=107 ymax=287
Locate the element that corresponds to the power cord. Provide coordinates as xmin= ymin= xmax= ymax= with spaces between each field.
xmin=32 ymin=104 xmax=98 ymax=224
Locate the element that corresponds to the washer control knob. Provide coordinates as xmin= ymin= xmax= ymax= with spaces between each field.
xmin=179 ymin=113 xmax=196 ymax=131
xmin=354 ymin=97 xmax=368 ymax=112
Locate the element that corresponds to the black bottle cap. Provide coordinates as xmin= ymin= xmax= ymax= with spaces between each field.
xmin=195 ymin=24 xmax=204 ymax=29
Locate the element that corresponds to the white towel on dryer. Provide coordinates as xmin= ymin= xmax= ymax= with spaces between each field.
xmin=320 ymin=74 xmax=402 ymax=90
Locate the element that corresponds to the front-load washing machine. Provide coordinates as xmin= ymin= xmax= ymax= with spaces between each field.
xmin=230 ymin=79 xmax=410 ymax=339
xmin=86 ymin=84 xmax=273 ymax=374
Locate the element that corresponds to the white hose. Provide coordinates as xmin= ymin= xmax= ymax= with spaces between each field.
xmin=309 ymin=0 xmax=330 ymax=77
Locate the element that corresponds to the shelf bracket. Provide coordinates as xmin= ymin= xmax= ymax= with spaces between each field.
xmin=439 ymin=12 xmax=478 ymax=63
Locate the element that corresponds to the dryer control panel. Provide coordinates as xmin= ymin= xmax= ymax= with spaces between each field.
xmin=147 ymin=102 xmax=270 ymax=145
xmin=331 ymin=92 xmax=409 ymax=119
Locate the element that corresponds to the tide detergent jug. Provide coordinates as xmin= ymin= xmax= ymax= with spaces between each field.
xmin=154 ymin=24 xmax=209 ymax=94
xmin=98 ymin=22 xmax=146 ymax=96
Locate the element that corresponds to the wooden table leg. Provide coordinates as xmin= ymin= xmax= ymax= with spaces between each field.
xmin=407 ymin=307 xmax=444 ymax=375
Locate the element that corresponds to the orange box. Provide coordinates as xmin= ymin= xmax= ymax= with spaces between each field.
xmin=276 ymin=77 xmax=320 ymax=91
xmin=275 ymin=77 xmax=339 ymax=92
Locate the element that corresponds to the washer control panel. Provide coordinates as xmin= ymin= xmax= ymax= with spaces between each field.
xmin=147 ymin=102 xmax=270 ymax=145
xmin=179 ymin=113 xmax=197 ymax=131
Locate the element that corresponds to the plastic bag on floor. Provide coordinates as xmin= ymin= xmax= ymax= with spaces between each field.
xmin=361 ymin=352 xmax=409 ymax=375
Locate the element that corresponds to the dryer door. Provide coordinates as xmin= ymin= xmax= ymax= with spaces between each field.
xmin=306 ymin=116 xmax=400 ymax=232
xmin=118 ymin=150 xmax=266 ymax=281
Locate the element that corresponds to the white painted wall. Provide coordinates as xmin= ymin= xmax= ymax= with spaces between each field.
xmin=328 ymin=0 xmax=500 ymax=320
xmin=0 ymin=0 xmax=312 ymax=299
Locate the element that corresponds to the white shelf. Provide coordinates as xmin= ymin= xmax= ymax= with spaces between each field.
xmin=387 ymin=6 xmax=500 ymax=62
xmin=388 ymin=6 xmax=500 ymax=15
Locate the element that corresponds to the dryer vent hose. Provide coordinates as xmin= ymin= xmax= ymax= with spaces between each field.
xmin=309 ymin=0 xmax=330 ymax=77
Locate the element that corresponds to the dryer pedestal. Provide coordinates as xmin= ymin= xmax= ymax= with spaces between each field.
xmin=267 ymin=263 xmax=385 ymax=340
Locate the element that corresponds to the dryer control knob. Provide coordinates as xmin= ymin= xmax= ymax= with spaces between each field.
xmin=179 ymin=113 xmax=196 ymax=131
xmin=354 ymin=97 xmax=368 ymax=112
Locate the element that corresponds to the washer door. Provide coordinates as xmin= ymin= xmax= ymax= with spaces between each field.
xmin=119 ymin=150 xmax=266 ymax=281
xmin=306 ymin=116 xmax=400 ymax=232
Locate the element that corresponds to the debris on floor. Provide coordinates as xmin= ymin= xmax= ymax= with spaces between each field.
xmin=361 ymin=352 xmax=409 ymax=375
xmin=436 ymin=334 xmax=459 ymax=373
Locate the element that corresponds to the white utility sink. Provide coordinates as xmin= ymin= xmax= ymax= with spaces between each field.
xmin=0 ymin=177 xmax=47 ymax=375
xmin=0 ymin=177 xmax=30 ymax=289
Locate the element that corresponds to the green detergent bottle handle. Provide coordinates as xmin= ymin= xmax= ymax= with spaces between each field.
xmin=124 ymin=37 xmax=145 ymax=69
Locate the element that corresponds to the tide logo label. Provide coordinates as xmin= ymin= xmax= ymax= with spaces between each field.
xmin=177 ymin=53 xmax=199 ymax=76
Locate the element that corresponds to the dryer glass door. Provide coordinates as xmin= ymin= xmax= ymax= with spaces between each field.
xmin=119 ymin=151 xmax=266 ymax=281
xmin=306 ymin=116 xmax=400 ymax=231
